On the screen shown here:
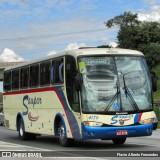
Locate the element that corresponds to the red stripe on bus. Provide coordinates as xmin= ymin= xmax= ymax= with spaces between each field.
xmin=3 ymin=88 xmax=74 ymax=138
xmin=138 ymin=113 xmax=143 ymax=121
xmin=3 ymin=88 xmax=56 ymax=95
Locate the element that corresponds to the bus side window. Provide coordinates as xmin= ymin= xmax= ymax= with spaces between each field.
xmin=51 ymin=65 xmax=55 ymax=84
xmin=59 ymin=62 xmax=64 ymax=83
xmin=45 ymin=61 xmax=51 ymax=85
xmin=30 ymin=64 xmax=39 ymax=87
xmin=51 ymin=58 xmax=64 ymax=84
xmin=20 ymin=67 xmax=29 ymax=89
xmin=40 ymin=61 xmax=51 ymax=86
xmin=40 ymin=63 xmax=45 ymax=85
xmin=4 ymin=71 xmax=11 ymax=91
xmin=12 ymin=69 xmax=19 ymax=90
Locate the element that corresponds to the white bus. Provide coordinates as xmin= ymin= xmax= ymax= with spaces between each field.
xmin=3 ymin=47 xmax=156 ymax=146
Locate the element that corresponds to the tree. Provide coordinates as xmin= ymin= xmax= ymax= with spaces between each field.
xmin=106 ymin=12 xmax=140 ymax=28
xmin=105 ymin=12 xmax=160 ymax=69
xmin=145 ymin=43 xmax=160 ymax=69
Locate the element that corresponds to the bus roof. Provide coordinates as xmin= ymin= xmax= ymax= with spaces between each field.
xmin=4 ymin=47 xmax=144 ymax=71
xmin=68 ymin=47 xmax=144 ymax=58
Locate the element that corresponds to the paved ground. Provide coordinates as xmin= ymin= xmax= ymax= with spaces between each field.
xmin=0 ymin=126 xmax=160 ymax=159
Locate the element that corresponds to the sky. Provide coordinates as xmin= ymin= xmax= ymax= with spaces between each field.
xmin=0 ymin=0 xmax=160 ymax=91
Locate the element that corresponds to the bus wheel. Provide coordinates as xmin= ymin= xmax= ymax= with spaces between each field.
xmin=58 ymin=122 xmax=73 ymax=147
xmin=112 ymin=138 xmax=126 ymax=144
xmin=18 ymin=119 xmax=29 ymax=140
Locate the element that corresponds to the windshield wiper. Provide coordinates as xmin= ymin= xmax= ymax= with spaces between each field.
xmin=104 ymin=84 xmax=120 ymax=111
xmin=104 ymin=74 xmax=140 ymax=112
xmin=122 ymin=74 xmax=139 ymax=111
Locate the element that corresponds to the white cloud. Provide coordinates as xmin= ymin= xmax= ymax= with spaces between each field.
xmin=47 ymin=50 xmax=57 ymax=56
xmin=138 ymin=12 xmax=160 ymax=22
xmin=138 ymin=5 xmax=160 ymax=22
xmin=99 ymin=37 xmax=118 ymax=47
xmin=65 ymin=42 xmax=86 ymax=51
xmin=0 ymin=48 xmax=25 ymax=62
xmin=109 ymin=41 xmax=118 ymax=48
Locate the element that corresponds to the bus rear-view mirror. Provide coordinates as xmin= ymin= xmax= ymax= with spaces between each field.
xmin=152 ymin=76 xmax=158 ymax=92
xmin=74 ymin=72 xmax=82 ymax=91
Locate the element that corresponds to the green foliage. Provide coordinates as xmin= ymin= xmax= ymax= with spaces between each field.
xmin=154 ymin=106 xmax=160 ymax=121
xmin=105 ymin=12 xmax=160 ymax=69
xmin=154 ymin=90 xmax=160 ymax=100
xmin=153 ymin=65 xmax=160 ymax=100
xmin=145 ymin=43 xmax=160 ymax=69
xmin=106 ymin=11 xmax=140 ymax=28
xmin=153 ymin=65 xmax=160 ymax=128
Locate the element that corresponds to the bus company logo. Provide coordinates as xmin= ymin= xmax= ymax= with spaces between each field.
xmin=119 ymin=119 xmax=124 ymax=125
xmin=22 ymin=95 xmax=42 ymax=121
xmin=23 ymin=95 xmax=42 ymax=108
xmin=27 ymin=96 xmax=42 ymax=108
xmin=110 ymin=115 xmax=133 ymax=125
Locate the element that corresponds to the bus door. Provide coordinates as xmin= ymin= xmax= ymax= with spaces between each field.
xmin=65 ymin=56 xmax=82 ymax=136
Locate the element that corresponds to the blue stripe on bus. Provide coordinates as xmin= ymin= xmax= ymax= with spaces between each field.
xmin=134 ymin=113 xmax=140 ymax=123
xmin=55 ymin=87 xmax=81 ymax=139
xmin=134 ymin=113 xmax=141 ymax=123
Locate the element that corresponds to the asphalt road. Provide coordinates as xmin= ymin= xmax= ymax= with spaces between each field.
xmin=0 ymin=126 xmax=160 ymax=160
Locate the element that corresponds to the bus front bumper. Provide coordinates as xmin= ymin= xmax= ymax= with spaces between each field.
xmin=81 ymin=123 xmax=153 ymax=139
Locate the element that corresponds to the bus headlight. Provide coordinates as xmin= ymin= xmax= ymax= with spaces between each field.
xmin=83 ymin=121 xmax=103 ymax=127
xmin=139 ymin=118 xmax=154 ymax=124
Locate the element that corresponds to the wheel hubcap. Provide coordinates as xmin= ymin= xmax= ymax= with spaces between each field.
xmin=58 ymin=126 xmax=65 ymax=140
xmin=19 ymin=124 xmax=23 ymax=136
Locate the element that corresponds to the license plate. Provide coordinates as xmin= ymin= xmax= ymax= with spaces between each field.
xmin=116 ymin=130 xmax=128 ymax=135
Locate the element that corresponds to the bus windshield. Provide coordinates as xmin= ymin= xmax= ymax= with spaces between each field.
xmin=79 ymin=56 xmax=152 ymax=113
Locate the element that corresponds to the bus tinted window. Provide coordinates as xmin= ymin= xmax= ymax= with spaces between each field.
xmin=30 ymin=64 xmax=39 ymax=87
xmin=4 ymin=71 xmax=11 ymax=91
xmin=40 ymin=61 xmax=51 ymax=86
xmin=51 ymin=58 xmax=63 ymax=84
xmin=20 ymin=67 xmax=29 ymax=89
xmin=12 ymin=69 xmax=19 ymax=90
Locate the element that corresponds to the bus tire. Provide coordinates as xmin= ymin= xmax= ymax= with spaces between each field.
xmin=18 ymin=119 xmax=29 ymax=140
xmin=112 ymin=137 xmax=126 ymax=144
xmin=58 ymin=121 xmax=73 ymax=147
